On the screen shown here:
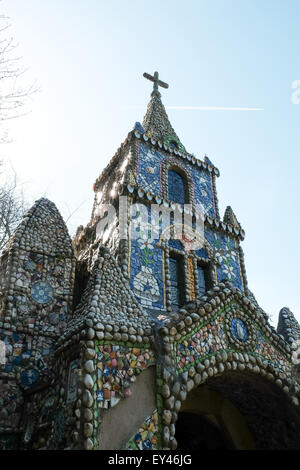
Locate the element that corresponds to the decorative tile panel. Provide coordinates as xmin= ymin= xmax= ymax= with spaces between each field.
xmin=205 ymin=228 xmax=243 ymax=292
xmin=137 ymin=143 xmax=216 ymax=217
xmin=173 ymin=304 xmax=291 ymax=375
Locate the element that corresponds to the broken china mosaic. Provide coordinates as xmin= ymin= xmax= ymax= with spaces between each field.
xmin=0 ymin=328 xmax=53 ymax=383
xmin=173 ymin=306 xmax=291 ymax=375
xmin=129 ymin=204 xmax=245 ymax=310
xmin=94 ymin=343 xmax=155 ymax=408
xmin=0 ymin=381 xmax=23 ymax=430
xmin=9 ymin=250 xmax=72 ymax=334
xmin=175 ymin=313 xmax=227 ymax=372
xmin=19 ymin=362 xmax=79 ymax=450
xmin=125 ymin=410 xmax=159 ymax=450
xmin=136 ymin=143 xmax=216 ymax=218
xmin=66 ymin=360 xmax=79 ymax=404
xmin=129 ymin=204 xmax=164 ymax=309
xmin=255 ymin=331 xmax=290 ymax=372
xmin=205 ymin=229 xmax=244 ymax=292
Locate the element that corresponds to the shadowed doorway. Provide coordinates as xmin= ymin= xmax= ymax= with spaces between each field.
xmin=176 ymin=411 xmax=234 ymax=450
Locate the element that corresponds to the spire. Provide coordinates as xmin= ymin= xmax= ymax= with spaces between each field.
xmin=3 ymin=198 xmax=73 ymax=257
xmin=223 ymin=206 xmax=241 ymax=230
xmin=142 ymin=71 xmax=186 ymax=152
xmin=277 ymin=307 xmax=300 ymax=344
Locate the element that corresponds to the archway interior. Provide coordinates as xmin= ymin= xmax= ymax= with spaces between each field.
xmin=175 ymin=372 xmax=300 ymax=450
xmin=176 ymin=412 xmax=234 ymax=450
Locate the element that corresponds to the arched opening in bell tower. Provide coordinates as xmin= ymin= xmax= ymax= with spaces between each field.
xmin=167 ymin=169 xmax=189 ymax=206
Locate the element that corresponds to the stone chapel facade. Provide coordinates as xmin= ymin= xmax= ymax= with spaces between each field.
xmin=1 ymin=72 xmax=300 ymax=450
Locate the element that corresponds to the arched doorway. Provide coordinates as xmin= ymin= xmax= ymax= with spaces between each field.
xmin=176 ymin=412 xmax=234 ymax=450
xmin=175 ymin=372 xmax=300 ymax=450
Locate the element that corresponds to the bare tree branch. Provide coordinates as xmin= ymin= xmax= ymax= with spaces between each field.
xmin=0 ymin=14 xmax=38 ymax=141
xmin=0 ymin=9 xmax=36 ymax=252
xmin=0 ymin=163 xmax=28 ymax=252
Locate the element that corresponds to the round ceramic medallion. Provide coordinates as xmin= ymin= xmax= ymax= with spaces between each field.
xmin=21 ymin=369 xmax=39 ymax=387
xmin=225 ymin=307 xmax=256 ymax=351
xmin=231 ymin=318 xmax=248 ymax=342
xmin=31 ymin=281 xmax=53 ymax=304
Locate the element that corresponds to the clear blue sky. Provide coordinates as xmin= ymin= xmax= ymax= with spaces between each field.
xmin=2 ymin=0 xmax=300 ymax=326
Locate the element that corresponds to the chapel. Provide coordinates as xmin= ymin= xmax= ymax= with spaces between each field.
xmin=0 ymin=72 xmax=300 ymax=450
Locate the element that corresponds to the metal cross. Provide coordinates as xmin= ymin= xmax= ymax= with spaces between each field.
xmin=143 ymin=71 xmax=169 ymax=96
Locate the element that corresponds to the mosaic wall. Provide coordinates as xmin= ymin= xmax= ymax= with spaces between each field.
xmin=205 ymin=228 xmax=244 ymax=292
xmin=18 ymin=353 xmax=80 ymax=450
xmin=128 ymin=202 xmax=245 ymax=310
xmin=129 ymin=203 xmax=165 ymax=309
xmin=0 ymin=342 xmax=80 ymax=449
xmin=5 ymin=250 xmax=73 ymax=334
xmin=125 ymin=410 xmax=159 ymax=450
xmin=192 ymin=167 xmax=216 ymax=218
xmin=137 ymin=143 xmax=216 ymax=218
xmin=255 ymin=331 xmax=290 ymax=371
xmin=94 ymin=342 xmax=155 ymax=406
xmin=0 ymin=247 xmax=75 ymax=401
xmin=129 ymin=142 xmax=245 ymax=299
xmin=93 ymin=341 xmax=156 ymax=449
xmin=175 ymin=313 xmax=227 ymax=372
xmin=172 ymin=304 xmax=291 ymax=376
xmin=0 ymin=327 xmax=53 ymax=386
xmin=0 ymin=198 xmax=76 ymax=444
xmin=0 ymin=379 xmax=23 ymax=431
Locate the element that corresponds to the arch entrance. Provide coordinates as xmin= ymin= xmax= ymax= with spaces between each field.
xmin=176 ymin=412 xmax=234 ymax=450
xmin=175 ymin=372 xmax=300 ymax=450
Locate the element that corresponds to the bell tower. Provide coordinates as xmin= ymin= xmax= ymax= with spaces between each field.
xmin=74 ymin=72 xmax=247 ymax=317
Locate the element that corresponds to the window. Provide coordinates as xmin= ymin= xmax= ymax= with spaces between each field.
xmin=169 ymin=255 xmax=185 ymax=308
xmin=197 ymin=265 xmax=206 ymax=295
xmin=168 ymin=170 xmax=187 ymax=205
xmin=196 ymin=263 xmax=212 ymax=296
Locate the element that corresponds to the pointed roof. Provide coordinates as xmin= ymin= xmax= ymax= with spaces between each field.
xmin=3 ymin=198 xmax=74 ymax=257
xmin=56 ymin=247 xmax=155 ymax=348
xmin=277 ymin=307 xmax=300 ymax=344
xmin=223 ymin=206 xmax=242 ymax=231
xmin=142 ymin=71 xmax=186 ymax=152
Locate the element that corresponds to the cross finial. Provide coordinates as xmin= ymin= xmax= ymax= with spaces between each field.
xmin=143 ymin=71 xmax=169 ymax=97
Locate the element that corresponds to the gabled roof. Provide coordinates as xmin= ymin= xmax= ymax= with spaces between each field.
xmin=56 ymin=247 xmax=155 ymax=349
xmin=161 ymin=281 xmax=290 ymax=358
